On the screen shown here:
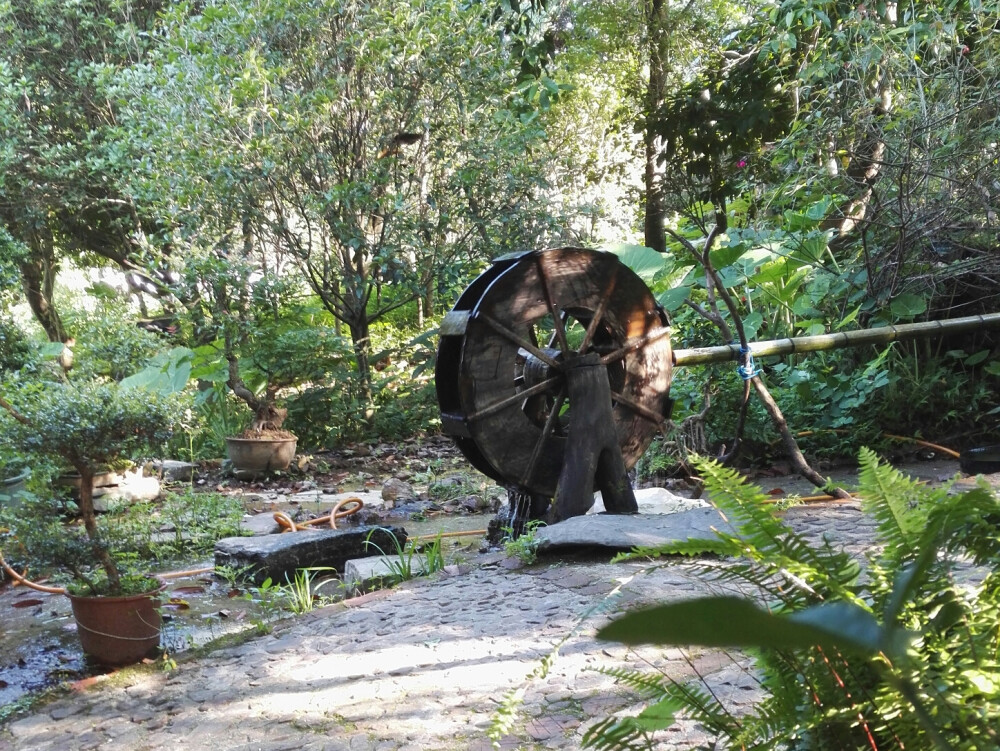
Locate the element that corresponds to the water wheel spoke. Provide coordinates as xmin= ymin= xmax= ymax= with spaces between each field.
xmin=534 ymin=255 xmax=571 ymax=354
xmin=600 ymin=326 xmax=672 ymax=366
xmin=578 ymin=268 xmax=618 ymax=354
xmin=467 ymin=376 xmax=562 ymax=422
xmin=611 ymin=390 xmax=666 ymax=427
xmin=480 ymin=313 xmax=562 ymax=370
xmin=521 ymin=387 xmax=567 ymax=487
xmin=548 ymin=311 xmax=569 ymax=349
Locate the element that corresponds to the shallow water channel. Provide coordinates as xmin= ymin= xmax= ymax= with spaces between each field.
xmin=0 ymin=507 xmax=493 ymax=713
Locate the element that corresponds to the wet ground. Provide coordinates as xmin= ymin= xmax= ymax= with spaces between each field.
xmin=0 ymin=436 xmax=498 ymax=714
xmin=0 ymin=433 xmax=971 ymax=722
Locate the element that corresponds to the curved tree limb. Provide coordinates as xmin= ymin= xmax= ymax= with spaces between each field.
xmin=667 ymin=212 xmax=852 ymax=500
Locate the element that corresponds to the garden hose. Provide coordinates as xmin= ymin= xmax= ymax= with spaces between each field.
xmin=0 ymin=549 xmax=67 ymax=594
xmin=793 ymin=429 xmax=961 ymax=459
xmin=156 ymin=566 xmax=215 ymax=580
xmin=274 ymin=496 xmax=365 ymax=532
xmin=411 ymin=529 xmax=486 ymax=543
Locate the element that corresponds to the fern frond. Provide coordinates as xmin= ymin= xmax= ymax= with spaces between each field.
xmin=591 ymin=665 xmax=670 ymax=697
xmin=613 ymin=536 xmax=743 ymax=562
xmin=660 ymin=678 xmax=745 ymax=738
xmin=692 ymin=457 xmax=864 ymax=604
xmin=582 ymin=716 xmax=654 ymax=750
xmin=858 ymin=446 xmax=944 ymax=561
xmin=927 ymin=486 xmax=1000 ymax=565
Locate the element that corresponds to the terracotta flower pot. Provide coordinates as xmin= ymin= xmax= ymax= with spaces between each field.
xmin=68 ymin=586 xmax=163 ymax=665
xmin=226 ymin=436 xmax=297 ymax=473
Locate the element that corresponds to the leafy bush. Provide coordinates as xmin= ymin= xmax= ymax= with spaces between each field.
xmin=2 ymin=381 xmax=187 ymax=595
xmin=284 ymin=368 xmax=438 ymax=447
xmin=0 ymin=318 xmax=32 ymax=373
xmin=67 ymin=300 xmax=166 ymax=381
xmin=98 ymin=488 xmax=246 ymax=561
xmin=587 ymin=452 xmax=1000 ymax=750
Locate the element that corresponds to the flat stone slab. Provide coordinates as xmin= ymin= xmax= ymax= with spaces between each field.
xmin=155 ymin=460 xmax=198 ymax=483
xmin=239 ymin=512 xmax=282 ymax=536
xmin=536 ymin=507 xmax=736 ymax=553
xmin=342 ymin=554 xmax=431 ymax=593
xmin=214 ymin=525 xmax=407 ymax=585
xmin=93 ymin=474 xmax=161 ymax=512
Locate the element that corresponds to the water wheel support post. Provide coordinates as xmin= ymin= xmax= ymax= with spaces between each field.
xmin=552 ymin=353 xmax=638 ymax=522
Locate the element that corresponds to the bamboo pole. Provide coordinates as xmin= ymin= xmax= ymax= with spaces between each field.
xmin=672 ymin=312 xmax=1000 ymax=367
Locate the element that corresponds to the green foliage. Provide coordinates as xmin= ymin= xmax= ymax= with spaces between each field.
xmin=67 ymin=301 xmax=166 ymax=382
xmin=99 ymin=489 xmax=247 ymax=561
xmin=0 ymin=496 xmax=95 ymax=587
xmin=362 ymin=528 xmax=445 ymax=585
xmin=284 ymin=365 xmax=438 ymax=448
xmin=244 ymin=576 xmax=284 ymax=632
xmin=0 ymin=378 xmax=187 ymax=595
xmin=118 ymin=0 xmax=563 ymax=398
xmin=0 ymin=317 xmax=31 ymax=373
xmin=281 ymin=567 xmax=342 ymax=615
xmin=589 ymin=452 xmax=1000 ymax=749
xmin=503 ymin=520 xmax=545 ymax=565
xmin=1 ymin=488 xmax=246 ymax=595
xmin=9 ymin=380 xmax=184 ymax=475
xmin=64 ymin=568 xmax=161 ymax=599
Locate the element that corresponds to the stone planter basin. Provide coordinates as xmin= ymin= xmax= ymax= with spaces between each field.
xmin=0 ymin=470 xmax=30 ymax=509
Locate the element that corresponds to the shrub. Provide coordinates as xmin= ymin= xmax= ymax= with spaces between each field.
xmin=0 ymin=318 xmax=32 ymax=373
xmin=67 ymin=300 xmax=166 ymax=381
xmin=3 ymin=381 xmax=186 ymax=595
xmin=588 ymin=451 xmax=1000 ymax=750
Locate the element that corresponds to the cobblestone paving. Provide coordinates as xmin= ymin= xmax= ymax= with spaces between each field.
xmin=0 ymin=502 xmax=880 ymax=751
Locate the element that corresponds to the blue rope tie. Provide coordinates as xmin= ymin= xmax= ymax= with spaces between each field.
xmin=736 ymin=346 xmax=758 ymax=380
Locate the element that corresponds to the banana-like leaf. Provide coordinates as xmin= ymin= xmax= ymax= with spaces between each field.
xmin=597 ymin=596 xmax=909 ymax=655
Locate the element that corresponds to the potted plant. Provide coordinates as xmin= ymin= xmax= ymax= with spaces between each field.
xmin=223 ymin=320 xmax=352 ymax=474
xmin=176 ymin=251 xmax=300 ymax=474
xmin=0 ymin=380 xmax=183 ymax=664
xmin=222 ymin=334 xmax=300 ymax=474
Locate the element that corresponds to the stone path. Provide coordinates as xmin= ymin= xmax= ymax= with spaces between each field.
xmin=0 ymin=497 xmax=885 ymax=751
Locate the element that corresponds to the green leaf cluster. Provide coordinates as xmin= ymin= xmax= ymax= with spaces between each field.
xmin=588 ymin=451 xmax=1000 ymax=750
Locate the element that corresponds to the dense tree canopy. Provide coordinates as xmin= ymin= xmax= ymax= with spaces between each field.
xmin=2 ymin=0 xmax=999 ymax=452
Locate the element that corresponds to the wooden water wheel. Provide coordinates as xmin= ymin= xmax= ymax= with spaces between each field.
xmin=435 ymin=247 xmax=674 ymax=519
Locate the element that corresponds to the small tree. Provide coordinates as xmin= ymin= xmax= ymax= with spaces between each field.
xmin=7 ymin=381 xmax=183 ymax=595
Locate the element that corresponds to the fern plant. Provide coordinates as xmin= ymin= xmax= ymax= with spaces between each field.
xmin=585 ymin=450 xmax=1000 ymax=750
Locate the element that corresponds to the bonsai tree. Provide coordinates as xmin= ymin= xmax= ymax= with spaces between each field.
xmin=179 ymin=246 xmax=307 ymax=437
xmin=3 ymin=380 xmax=183 ymax=595
xmin=231 ymin=320 xmax=352 ymax=437
xmin=176 ymin=249 xmax=351 ymax=439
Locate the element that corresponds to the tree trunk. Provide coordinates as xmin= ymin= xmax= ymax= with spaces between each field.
xmin=643 ymin=0 xmax=669 ymax=253
xmin=76 ymin=466 xmax=122 ymax=595
xmin=425 ymin=282 xmax=434 ymax=321
xmin=823 ymin=76 xmax=892 ymax=248
xmin=349 ymin=318 xmax=373 ymax=407
xmin=19 ymin=237 xmax=66 ymax=343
